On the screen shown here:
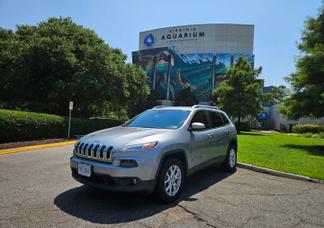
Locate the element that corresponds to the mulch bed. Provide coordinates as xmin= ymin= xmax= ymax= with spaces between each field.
xmin=0 ymin=138 xmax=74 ymax=150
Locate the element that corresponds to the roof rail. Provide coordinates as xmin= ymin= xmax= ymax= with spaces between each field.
xmin=192 ymin=105 xmax=219 ymax=110
xmin=152 ymin=105 xmax=169 ymax=109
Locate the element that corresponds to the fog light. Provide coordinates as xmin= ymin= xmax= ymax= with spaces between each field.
xmin=119 ymin=160 xmax=138 ymax=168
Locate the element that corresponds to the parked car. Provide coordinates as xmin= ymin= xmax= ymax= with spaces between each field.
xmin=70 ymin=105 xmax=237 ymax=203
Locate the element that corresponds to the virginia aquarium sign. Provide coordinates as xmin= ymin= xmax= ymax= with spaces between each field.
xmin=161 ymin=27 xmax=205 ymax=40
xmin=144 ymin=27 xmax=206 ymax=47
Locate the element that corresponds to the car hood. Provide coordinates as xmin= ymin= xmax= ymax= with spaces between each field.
xmin=78 ymin=126 xmax=171 ymax=149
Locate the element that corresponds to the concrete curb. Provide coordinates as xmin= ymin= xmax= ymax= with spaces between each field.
xmin=237 ymin=162 xmax=324 ymax=184
xmin=0 ymin=140 xmax=77 ymax=155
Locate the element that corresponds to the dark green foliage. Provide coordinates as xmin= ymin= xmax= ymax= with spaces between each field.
xmin=0 ymin=17 xmax=150 ymax=118
xmin=262 ymin=85 xmax=288 ymax=106
xmin=174 ymin=87 xmax=198 ymax=106
xmin=235 ymin=121 xmax=251 ymax=132
xmin=0 ymin=109 xmax=123 ymax=142
xmin=292 ymin=124 xmax=324 ymax=134
xmin=212 ymin=57 xmax=263 ymax=133
xmin=283 ymin=5 xmax=324 ymax=119
xmin=127 ymin=89 xmax=159 ymax=118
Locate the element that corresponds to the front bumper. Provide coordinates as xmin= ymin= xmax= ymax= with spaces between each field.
xmin=71 ymin=169 xmax=155 ymax=192
xmin=70 ymin=156 xmax=156 ymax=192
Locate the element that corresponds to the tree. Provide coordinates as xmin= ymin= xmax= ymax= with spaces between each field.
xmin=263 ymin=85 xmax=288 ymax=106
xmin=127 ymin=89 xmax=159 ymax=118
xmin=212 ymin=57 xmax=262 ymax=133
xmin=123 ymin=64 xmax=154 ymax=118
xmin=282 ymin=4 xmax=324 ymax=119
xmin=174 ymin=87 xmax=198 ymax=106
xmin=0 ymin=17 xmax=150 ymax=118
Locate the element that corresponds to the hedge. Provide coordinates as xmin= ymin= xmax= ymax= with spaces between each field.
xmin=0 ymin=109 xmax=123 ymax=143
xmin=235 ymin=121 xmax=251 ymax=132
xmin=292 ymin=124 xmax=324 ymax=134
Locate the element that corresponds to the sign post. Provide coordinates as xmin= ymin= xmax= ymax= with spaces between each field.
xmin=67 ymin=101 xmax=73 ymax=139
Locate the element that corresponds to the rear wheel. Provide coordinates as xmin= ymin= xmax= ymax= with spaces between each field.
xmin=222 ymin=144 xmax=237 ymax=172
xmin=154 ymin=158 xmax=185 ymax=203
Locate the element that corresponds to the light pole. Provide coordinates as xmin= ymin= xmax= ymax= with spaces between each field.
xmin=166 ymin=54 xmax=172 ymax=102
xmin=153 ymin=55 xmax=157 ymax=90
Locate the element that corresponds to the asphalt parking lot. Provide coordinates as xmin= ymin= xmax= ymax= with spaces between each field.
xmin=0 ymin=146 xmax=324 ymax=228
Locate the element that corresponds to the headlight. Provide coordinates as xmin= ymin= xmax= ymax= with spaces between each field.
xmin=122 ymin=141 xmax=158 ymax=150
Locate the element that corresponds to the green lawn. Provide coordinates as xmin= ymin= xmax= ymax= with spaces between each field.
xmin=238 ymin=132 xmax=324 ymax=180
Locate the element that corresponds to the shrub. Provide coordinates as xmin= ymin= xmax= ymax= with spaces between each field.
xmin=0 ymin=109 xmax=123 ymax=143
xmin=235 ymin=121 xmax=251 ymax=132
xmin=292 ymin=124 xmax=324 ymax=134
xmin=302 ymin=133 xmax=313 ymax=138
xmin=300 ymin=132 xmax=324 ymax=139
xmin=69 ymin=118 xmax=123 ymax=136
xmin=318 ymin=132 xmax=324 ymax=139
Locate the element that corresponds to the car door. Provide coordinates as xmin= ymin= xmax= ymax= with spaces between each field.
xmin=188 ymin=110 xmax=212 ymax=167
xmin=205 ymin=110 xmax=230 ymax=160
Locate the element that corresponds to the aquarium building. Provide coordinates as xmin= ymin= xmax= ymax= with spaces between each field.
xmin=132 ymin=24 xmax=255 ymax=104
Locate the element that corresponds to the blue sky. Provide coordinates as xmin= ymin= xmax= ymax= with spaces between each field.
xmin=0 ymin=0 xmax=321 ymax=86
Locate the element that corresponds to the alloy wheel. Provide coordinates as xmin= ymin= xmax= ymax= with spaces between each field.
xmin=164 ymin=164 xmax=182 ymax=196
xmin=229 ymin=148 xmax=236 ymax=168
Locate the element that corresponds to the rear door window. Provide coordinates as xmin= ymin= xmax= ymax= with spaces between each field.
xmin=221 ymin=113 xmax=230 ymax=125
xmin=208 ymin=111 xmax=224 ymax=128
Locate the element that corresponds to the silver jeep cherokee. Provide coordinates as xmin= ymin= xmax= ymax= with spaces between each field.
xmin=70 ymin=105 xmax=237 ymax=203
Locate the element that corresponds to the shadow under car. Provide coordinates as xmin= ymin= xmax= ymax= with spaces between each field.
xmin=54 ymin=166 xmax=233 ymax=224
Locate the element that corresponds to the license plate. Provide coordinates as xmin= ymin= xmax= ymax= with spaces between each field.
xmin=78 ymin=163 xmax=91 ymax=177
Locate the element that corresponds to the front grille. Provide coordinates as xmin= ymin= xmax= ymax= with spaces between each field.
xmin=74 ymin=142 xmax=113 ymax=162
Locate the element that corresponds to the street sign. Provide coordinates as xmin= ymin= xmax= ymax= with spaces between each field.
xmin=258 ymin=111 xmax=269 ymax=121
xmin=69 ymin=101 xmax=73 ymax=110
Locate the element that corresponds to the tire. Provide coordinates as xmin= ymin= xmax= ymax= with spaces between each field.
xmin=154 ymin=157 xmax=185 ymax=203
xmin=222 ymin=144 xmax=237 ymax=172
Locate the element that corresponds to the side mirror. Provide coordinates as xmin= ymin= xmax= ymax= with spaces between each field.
xmin=189 ymin=122 xmax=206 ymax=131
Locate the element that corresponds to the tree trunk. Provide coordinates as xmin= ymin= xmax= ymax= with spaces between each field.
xmin=237 ymin=109 xmax=241 ymax=134
xmin=237 ymin=95 xmax=242 ymax=134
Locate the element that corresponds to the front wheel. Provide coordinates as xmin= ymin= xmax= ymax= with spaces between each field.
xmin=222 ymin=145 xmax=237 ymax=172
xmin=154 ymin=158 xmax=185 ymax=203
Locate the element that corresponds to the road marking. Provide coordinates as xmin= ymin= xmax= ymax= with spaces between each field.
xmin=0 ymin=141 xmax=77 ymax=155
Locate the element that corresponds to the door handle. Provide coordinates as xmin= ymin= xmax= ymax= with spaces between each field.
xmin=225 ymin=129 xmax=230 ymax=135
xmin=208 ymin=133 xmax=214 ymax=138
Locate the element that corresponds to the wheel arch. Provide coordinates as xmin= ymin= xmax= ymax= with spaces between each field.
xmin=229 ymin=138 xmax=237 ymax=151
xmin=155 ymin=149 xmax=189 ymax=179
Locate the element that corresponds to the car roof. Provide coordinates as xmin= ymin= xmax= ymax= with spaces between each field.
xmin=150 ymin=105 xmax=221 ymax=112
xmin=151 ymin=106 xmax=193 ymax=111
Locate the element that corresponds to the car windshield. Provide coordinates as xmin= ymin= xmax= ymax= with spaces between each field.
xmin=124 ymin=109 xmax=190 ymax=129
